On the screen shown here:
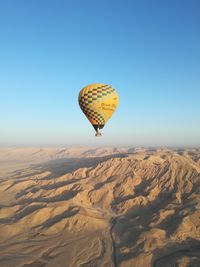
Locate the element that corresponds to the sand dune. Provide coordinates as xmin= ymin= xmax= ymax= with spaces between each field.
xmin=0 ymin=148 xmax=200 ymax=266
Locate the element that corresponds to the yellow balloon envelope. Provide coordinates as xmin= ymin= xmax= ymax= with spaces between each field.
xmin=78 ymin=83 xmax=119 ymax=136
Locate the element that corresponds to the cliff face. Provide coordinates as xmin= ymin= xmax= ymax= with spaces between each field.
xmin=0 ymin=148 xmax=200 ymax=267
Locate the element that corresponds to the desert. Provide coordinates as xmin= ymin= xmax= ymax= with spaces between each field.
xmin=0 ymin=147 xmax=199 ymax=267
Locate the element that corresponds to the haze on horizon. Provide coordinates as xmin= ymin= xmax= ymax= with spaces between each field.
xmin=1 ymin=0 xmax=200 ymax=147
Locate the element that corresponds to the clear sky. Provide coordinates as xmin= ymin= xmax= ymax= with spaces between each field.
xmin=0 ymin=0 xmax=200 ymax=147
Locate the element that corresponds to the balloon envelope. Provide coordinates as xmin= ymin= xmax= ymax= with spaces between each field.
xmin=78 ymin=83 xmax=119 ymax=135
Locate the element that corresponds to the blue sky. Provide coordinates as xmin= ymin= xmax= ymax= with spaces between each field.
xmin=0 ymin=0 xmax=200 ymax=147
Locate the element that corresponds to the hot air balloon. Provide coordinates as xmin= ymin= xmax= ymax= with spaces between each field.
xmin=78 ymin=83 xmax=119 ymax=136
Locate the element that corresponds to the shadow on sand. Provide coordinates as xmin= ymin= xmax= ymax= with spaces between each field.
xmin=31 ymin=153 xmax=128 ymax=179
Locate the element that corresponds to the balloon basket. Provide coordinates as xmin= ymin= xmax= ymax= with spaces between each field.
xmin=95 ymin=132 xmax=102 ymax=137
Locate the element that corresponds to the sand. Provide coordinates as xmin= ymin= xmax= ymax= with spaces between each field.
xmin=0 ymin=147 xmax=200 ymax=267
